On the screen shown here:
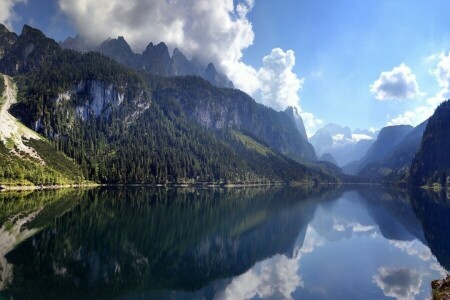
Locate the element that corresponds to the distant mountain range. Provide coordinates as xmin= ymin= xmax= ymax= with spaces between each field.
xmin=60 ymin=35 xmax=234 ymax=89
xmin=310 ymin=123 xmax=378 ymax=166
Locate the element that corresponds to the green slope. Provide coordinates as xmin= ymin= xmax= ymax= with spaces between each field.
xmin=0 ymin=75 xmax=85 ymax=186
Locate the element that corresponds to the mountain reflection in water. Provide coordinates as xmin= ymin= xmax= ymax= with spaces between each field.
xmin=0 ymin=186 xmax=448 ymax=300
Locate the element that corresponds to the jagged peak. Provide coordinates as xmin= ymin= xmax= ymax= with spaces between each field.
xmin=21 ymin=25 xmax=46 ymax=38
xmin=284 ymin=106 xmax=300 ymax=117
xmin=0 ymin=23 xmax=11 ymax=34
xmin=206 ymin=62 xmax=217 ymax=72
xmin=101 ymin=36 xmax=133 ymax=50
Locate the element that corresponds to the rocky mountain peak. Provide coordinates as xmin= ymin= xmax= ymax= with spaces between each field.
xmin=0 ymin=24 xmax=10 ymax=34
xmin=21 ymin=25 xmax=46 ymax=39
xmin=283 ymin=106 xmax=308 ymax=141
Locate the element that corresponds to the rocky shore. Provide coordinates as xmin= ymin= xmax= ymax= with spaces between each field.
xmin=432 ymin=275 xmax=450 ymax=300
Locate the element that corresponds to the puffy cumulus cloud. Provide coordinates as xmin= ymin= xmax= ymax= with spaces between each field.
xmin=370 ymin=63 xmax=421 ymax=101
xmin=387 ymin=52 xmax=450 ymax=126
xmin=58 ymin=0 xmax=322 ymax=133
xmin=258 ymin=48 xmax=303 ymax=110
xmin=0 ymin=0 xmax=26 ymax=29
xmin=373 ymin=267 xmax=422 ymax=300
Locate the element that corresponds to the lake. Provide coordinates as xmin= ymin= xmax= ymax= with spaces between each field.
xmin=0 ymin=186 xmax=448 ymax=299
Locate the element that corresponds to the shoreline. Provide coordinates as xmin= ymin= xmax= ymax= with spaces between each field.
xmin=0 ymin=181 xmax=342 ymax=192
xmin=0 ymin=183 xmax=100 ymax=192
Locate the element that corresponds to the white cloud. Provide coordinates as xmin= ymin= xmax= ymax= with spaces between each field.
xmin=387 ymin=105 xmax=435 ymax=126
xmin=258 ymin=48 xmax=303 ymax=110
xmin=256 ymin=48 xmax=322 ymax=135
xmin=216 ymin=254 xmax=303 ymax=300
xmin=389 ymin=240 xmax=432 ymax=262
xmin=300 ymin=112 xmax=324 ymax=138
xmin=370 ymin=63 xmax=421 ymax=101
xmin=373 ymin=267 xmax=422 ymax=300
xmin=58 ymin=0 xmax=322 ymax=134
xmin=387 ymin=52 xmax=450 ymax=126
xmin=0 ymin=0 xmax=26 ymax=29
xmin=216 ymin=226 xmax=325 ymax=300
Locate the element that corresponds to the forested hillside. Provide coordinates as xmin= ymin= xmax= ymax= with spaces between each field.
xmin=410 ymin=100 xmax=450 ymax=187
xmin=0 ymin=24 xmax=337 ymax=185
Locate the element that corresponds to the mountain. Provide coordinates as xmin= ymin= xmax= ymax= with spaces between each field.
xmin=410 ymin=100 xmax=450 ymax=187
xmin=61 ymin=35 xmax=234 ymax=89
xmin=320 ymin=153 xmax=338 ymax=165
xmin=357 ymin=120 xmax=428 ymax=182
xmin=283 ymin=106 xmax=308 ymax=140
xmin=0 ymin=24 xmax=334 ymax=185
xmin=343 ymin=125 xmax=414 ymax=176
xmin=309 ymin=123 xmax=376 ymax=166
xmin=0 ymin=25 xmax=60 ymax=75
xmin=149 ymin=75 xmax=317 ymax=162
xmin=0 ymin=74 xmax=85 ymax=186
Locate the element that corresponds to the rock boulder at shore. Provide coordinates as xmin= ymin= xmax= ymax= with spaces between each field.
xmin=432 ymin=275 xmax=450 ymax=299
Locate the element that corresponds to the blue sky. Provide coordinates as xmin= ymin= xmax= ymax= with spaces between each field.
xmin=4 ymin=0 xmax=450 ymax=135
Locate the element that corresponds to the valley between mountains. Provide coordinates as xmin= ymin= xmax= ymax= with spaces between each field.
xmin=0 ymin=24 xmax=449 ymax=189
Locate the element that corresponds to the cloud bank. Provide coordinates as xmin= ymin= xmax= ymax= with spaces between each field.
xmin=0 ymin=0 xmax=26 ymax=29
xmin=387 ymin=53 xmax=450 ymax=126
xmin=57 ymin=0 xmax=322 ymax=134
xmin=370 ymin=63 xmax=420 ymax=101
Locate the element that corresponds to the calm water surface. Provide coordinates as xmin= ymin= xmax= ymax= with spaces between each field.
xmin=0 ymin=187 xmax=448 ymax=300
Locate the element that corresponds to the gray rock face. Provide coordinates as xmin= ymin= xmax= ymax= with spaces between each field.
xmin=283 ymin=106 xmax=308 ymax=141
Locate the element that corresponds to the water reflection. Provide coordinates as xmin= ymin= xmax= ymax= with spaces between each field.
xmin=0 ymin=186 xmax=448 ymax=300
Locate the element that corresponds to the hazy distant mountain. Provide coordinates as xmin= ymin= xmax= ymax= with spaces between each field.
xmin=320 ymin=153 xmax=338 ymax=165
xmin=411 ymin=100 xmax=450 ymax=186
xmin=309 ymin=123 xmax=377 ymax=166
xmin=61 ymin=35 xmax=234 ymax=89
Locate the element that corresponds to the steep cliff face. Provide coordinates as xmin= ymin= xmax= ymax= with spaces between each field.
xmin=283 ymin=106 xmax=308 ymax=141
xmin=410 ymin=100 xmax=450 ymax=186
xmin=152 ymin=76 xmax=317 ymax=162
xmin=0 ymin=24 xmax=18 ymax=60
xmin=74 ymin=80 xmax=148 ymax=121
